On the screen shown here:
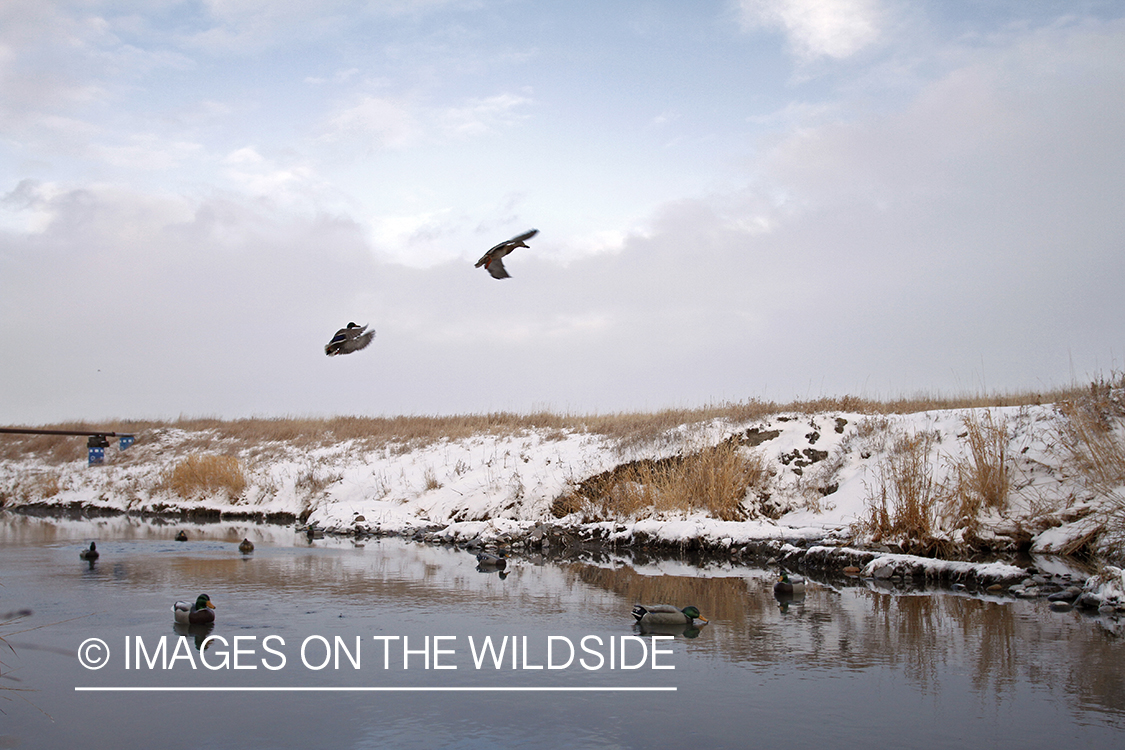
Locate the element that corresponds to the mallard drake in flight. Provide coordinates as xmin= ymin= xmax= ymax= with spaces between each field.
xmin=238 ymin=538 xmax=254 ymax=554
xmin=325 ymin=322 xmax=375 ymax=356
xmin=475 ymin=229 xmax=538 ymax=279
xmin=172 ymin=594 xmax=216 ymax=625
xmin=630 ymin=604 xmax=708 ymax=627
xmin=774 ymin=573 xmax=806 ymax=594
xmin=78 ymin=542 xmax=99 ymax=561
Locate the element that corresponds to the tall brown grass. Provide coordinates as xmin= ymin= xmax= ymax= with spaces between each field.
xmin=947 ymin=410 xmax=1010 ymax=533
xmin=0 ymin=382 xmax=1090 ymax=466
xmin=859 ymin=431 xmax=941 ymax=551
xmin=556 ymin=441 xmax=770 ymax=522
xmin=1055 ymin=375 xmax=1125 ymax=557
xmin=859 ymin=409 xmax=1015 ymax=551
xmin=161 ymin=454 xmax=247 ymax=500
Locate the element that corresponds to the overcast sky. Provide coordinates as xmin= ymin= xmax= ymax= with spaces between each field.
xmin=2 ymin=0 xmax=1123 ymax=424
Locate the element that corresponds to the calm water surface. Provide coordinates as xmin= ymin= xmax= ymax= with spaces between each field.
xmin=1 ymin=512 xmax=1123 ymax=749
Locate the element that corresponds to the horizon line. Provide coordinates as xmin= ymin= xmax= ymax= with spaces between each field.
xmin=76 ymin=686 xmax=676 ymax=692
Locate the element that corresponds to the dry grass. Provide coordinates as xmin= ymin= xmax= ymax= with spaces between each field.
xmin=859 ymin=410 xmax=1014 ymax=551
xmin=1057 ymin=378 xmax=1125 ymax=492
xmin=422 ymin=467 xmax=443 ymax=492
xmin=0 ymin=382 xmax=1089 ymax=466
xmin=161 ymin=454 xmax=247 ymax=500
xmin=859 ymin=431 xmax=942 ymax=552
xmin=946 ymin=410 xmax=1010 ymax=532
xmin=556 ymin=440 xmax=770 ymax=522
xmin=1055 ymin=375 xmax=1125 ymax=557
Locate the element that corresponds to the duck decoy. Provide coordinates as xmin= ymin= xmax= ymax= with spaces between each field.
xmin=774 ymin=573 xmax=806 ymax=594
xmin=325 ymin=322 xmax=375 ymax=356
xmin=475 ymin=551 xmax=508 ymax=570
xmin=79 ymin=542 xmax=99 ymax=561
xmin=474 ymin=229 xmax=538 ymax=279
xmin=630 ymin=604 xmax=708 ymax=627
xmin=173 ymin=594 xmax=216 ymax=625
xmin=175 ymin=530 xmax=188 ymax=542
xmin=238 ymin=538 xmax=254 ymax=554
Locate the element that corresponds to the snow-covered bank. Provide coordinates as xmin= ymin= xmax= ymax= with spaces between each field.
xmin=2 ymin=402 xmax=1123 ymax=564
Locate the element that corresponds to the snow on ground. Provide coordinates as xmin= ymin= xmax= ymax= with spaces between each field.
xmin=1 ymin=404 xmax=1121 ymax=560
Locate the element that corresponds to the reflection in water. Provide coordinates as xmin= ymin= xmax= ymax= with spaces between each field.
xmin=773 ymin=589 xmax=804 ymax=614
xmin=634 ymin=621 xmax=705 ymax=639
xmin=172 ymin=621 xmax=215 ymax=651
xmin=1 ymin=511 xmax=1123 ymax=749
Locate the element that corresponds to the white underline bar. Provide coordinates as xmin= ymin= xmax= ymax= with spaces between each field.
xmin=76 ymin=686 xmax=676 ymax=692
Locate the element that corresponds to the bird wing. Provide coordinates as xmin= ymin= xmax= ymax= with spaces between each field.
xmin=508 ymin=228 xmax=538 ymax=245
xmin=340 ymin=329 xmax=375 ymax=354
xmin=485 ymin=257 xmax=510 ymax=279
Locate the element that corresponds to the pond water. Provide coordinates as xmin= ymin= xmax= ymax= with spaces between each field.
xmin=1 ymin=511 xmax=1123 ymax=749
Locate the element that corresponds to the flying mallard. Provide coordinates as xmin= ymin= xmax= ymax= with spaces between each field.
xmin=630 ymin=604 xmax=708 ymax=627
xmin=78 ymin=542 xmax=99 ymax=561
xmin=325 ymin=322 xmax=375 ymax=356
xmin=774 ymin=573 xmax=806 ymax=595
xmin=475 ymin=229 xmax=538 ymax=279
xmin=238 ymin=538 xmax=254 ymax=554
xmin=172 ymin=594 xmax=216 ymax=625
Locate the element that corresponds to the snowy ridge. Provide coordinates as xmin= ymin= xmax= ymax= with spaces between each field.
xmin=2 ymin=404 xmax=1122 ymax=562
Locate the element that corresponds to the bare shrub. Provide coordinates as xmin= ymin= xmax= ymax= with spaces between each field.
xmin=162 ymin=454 xmax=247 ymax=499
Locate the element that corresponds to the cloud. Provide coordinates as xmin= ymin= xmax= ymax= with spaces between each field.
xmin=320 ymin=90 xmax=533 ymax=150
xmin=319 ymin=94 xmax=421 ymax=150
xmin=438 ymin=92 xmax=533 ymax=138
xmin=736 ymin=0 xmax=885 ymax=59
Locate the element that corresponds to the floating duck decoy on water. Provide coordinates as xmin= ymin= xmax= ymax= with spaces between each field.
xmin=475 ymin=551 xmax=508 ymax=570
xmin=475 ymin=229 xmax=538 ymax=279
xmin=774 ymin=573 xmax=805 ymax=595
xmin=79 ymin=542 xmax=99 ymax=561
xmin=175 ymin=530 xmax=188 ymax=542
xmin=325 ymin=322 xmax=375 ymax=356
xmin=630 ymin=604 xmax=708 ymax=628
xmin=172 ymin=594 xmax=216 ymax=625
xmin=238 ymin=538 xmax=254 ymax=554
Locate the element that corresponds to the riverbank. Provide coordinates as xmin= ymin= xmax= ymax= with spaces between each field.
xmin=3 ymin=390 xmax=1124 ymax=567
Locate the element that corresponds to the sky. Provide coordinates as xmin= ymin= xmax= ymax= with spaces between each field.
xmin=2 ymin=0 xmax=1124 ymax=424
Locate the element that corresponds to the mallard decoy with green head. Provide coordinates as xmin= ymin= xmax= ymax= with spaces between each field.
xmin=774 ymin=573 xmax=805 ymax=594
xmin=475 ymin=229 xmax=538 ymax=279
xmin=476 ymin=551 xmax=508 ymax=569
xmin=173 ymin=594 xmax=216 ymax=625
xmin=238 ymin=538 xmax=254 ymax=554
xmin=78 ymin=542 xmax=99 ymax=561
xmin=631 ymin=604 xmax=708 ymax=627
xmin=325 ymin=322 xmax=375 ymax=356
